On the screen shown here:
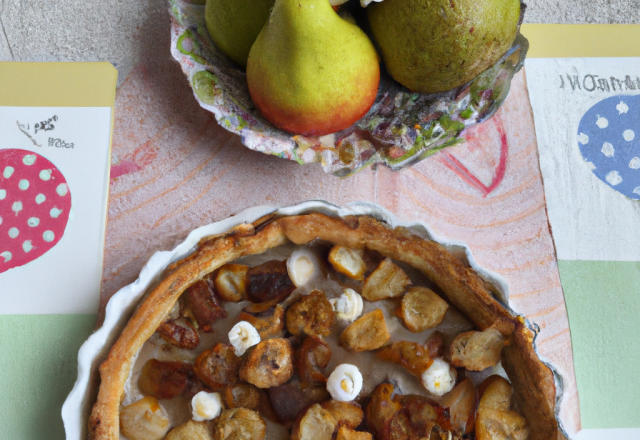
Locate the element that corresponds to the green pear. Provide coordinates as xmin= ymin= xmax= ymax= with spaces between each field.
xmin=367 ymin=0 xmax=520 ymax=93
xmin=246 ymin=0 xmax=380 ymax=136
xmin=205 ymin=0 xmax=274 ymax=68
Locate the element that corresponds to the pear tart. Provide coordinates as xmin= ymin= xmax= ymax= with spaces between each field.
xmin=88 ymin=213 xmax=558 ymax=440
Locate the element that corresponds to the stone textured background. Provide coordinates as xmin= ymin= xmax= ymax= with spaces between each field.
xmin=1 ymin=0 xmax=637 ymax=86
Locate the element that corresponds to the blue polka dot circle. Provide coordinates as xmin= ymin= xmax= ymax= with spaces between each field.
xmin=577 ymin=94 xmax=640 ymax=200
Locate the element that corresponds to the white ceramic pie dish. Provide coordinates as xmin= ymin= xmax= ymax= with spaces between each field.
xmin=61 ymin=200 xmax=568 ymax=439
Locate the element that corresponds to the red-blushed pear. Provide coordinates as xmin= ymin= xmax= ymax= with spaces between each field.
xmin=246 ymin=0 xmax=380 ymax=136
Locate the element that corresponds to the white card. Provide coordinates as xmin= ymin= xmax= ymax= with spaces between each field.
xmin=0 ymin=106 xmax=112 ymax=314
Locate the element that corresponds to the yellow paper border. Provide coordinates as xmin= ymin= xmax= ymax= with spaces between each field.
xmin=0 ymin=62 xmax=117 ymax=107
xmin=521 ymin=24 xmax=640 ymax=59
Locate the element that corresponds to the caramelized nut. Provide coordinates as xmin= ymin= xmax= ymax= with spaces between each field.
xmin=328 ymin=246 xmax=366 ymax=280
xmin=362 ymin=258 xmax=411 ymax=301
xmin=194 ymin=343 xmax=240 ymax=390
xmin=398 ymin=286 xmax=449 ymax=332
xmin=156 ymin=317 xmax=200 ymax=350
xmin=239 ymin=338 xmax=294 ymax=388
xmin=339 ymin=309 xmax=390 ymax=352
xmin=215 ymin=264 xmax=248 ymax=302
xmin=286 ymin=290 xmax=335 ymax=338
xmin=223 ymin=383 xmax=262 ymax=410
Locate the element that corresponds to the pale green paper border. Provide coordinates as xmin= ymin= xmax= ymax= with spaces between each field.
xmin=0 ymin=314 xmax=96 ymax=439
xmin=558 ymin=260 xmax=640 ymax=429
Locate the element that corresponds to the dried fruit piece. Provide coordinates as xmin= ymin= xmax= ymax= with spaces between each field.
xmin=398 ymin=395 xmax=438 ymax=434
xmin=138 ymin=359 xmax=193 ymax=400
xmin=238 ymin=305 xmax=286 ymax=340
xmin=361 ymin=258 xmax=411 ymax=301
xmin=398 ymin=286 xmax=449 ymax=332
xmin=320 ymin=400 xmax=364 ymax=429
xmin=475 ymin=376 xmax=529 ymax=440
xmin=286 ymin=290 xmax=335 ymax=338
xmin=184 ymin=279 xmax=227 ymax=333
xmin=364 ymin=383 xmax=402 ymax=438
xmin=440 ymin=378 xmax=477 ymax=435
xmin=377 ymin=341 xmax=434 ymax=377
xmin=298 ymin=336 xmax=332 ymax=388
xmin=268 ymin=377 xmax=330 ymax=424
xmin=339 ymin=309 xmax=390 ymax=352
xmin=120 ymin=396 xmax=170 ymax=440
xmin=245 ymin=260 xmax=296 ymax=303
xmin=328 ymin=246 xmax=366 ymax=280
xmin=335 ymin=426 xmax=372 ymax=440
xmin=425 ymin=331 xmax=445 ymax=359
xmin=389 ymin=410 xmax=416 ymax=440
xmin=239 ymin=338 xmax=294 ymax=388
xmin=291 ymin=403 xmax=337 ymax=440
xmin=194 ymin=343 xmax=241 ymax=390
xmin=450 ymin=327 xmax=504 ymax=371
xmin=215 ymin=264 xmax=248 ymax=302
xmin=212 ymin=408 xmax=267 ymax=440
xmin=223 ymin=383 xmax=262 ymax=411
xmin=156 ymin=318 xmax=200 ymax=350
xmin=166 ymin=420 xmax=214 ymax=440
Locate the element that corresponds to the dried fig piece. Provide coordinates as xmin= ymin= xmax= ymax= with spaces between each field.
xmin=138 ymin=359 xmax=194 ymax=400
xmin=335 ymin=426 xmax=373 ymax=440
xmin=156 ymin=318 xmax=200 ymax=350
xmin=212 ymin=408 xmax=266 ymax=440
xmin=120 ymin=396 xmax=170 ymax=440
xmin=365 ymin=383 xmax=402 ymax=438
xmin=298 ymin=336 xmax=332 ymax=388
xmin=377 ymin=341 xmax=434 ymax=377
xmin=291 ymin=403 xmax=337 ymax=440
xmin=339 ymin=309 xmax=390 ymax=352
xmin=361 ymin=258 xmax=411 ymax=301
xmin=223 ymin=383 xmax=262 ymax=411
xmin=286 ymin=290 xmax=335 ymax=338
xmin=268 ymin=376 xmax=330 ymax=424
xmin=475 ymin=376 xmax=529 ymax=440
xmin=239 ymin=338 xmax=294 ymax=388
xmin=183 ymin=279 xmax=227 ymax=333
xmin=215 ymin=264 xmax=249 ymax=302
xmin=194 ymin=343 xmax=240 ymax=390
xmin=166 ymin=420 xmax=214 ymax=440
xmin=450 ymin=327 xmax=504 ymax=371
xmin=238 ymin=305 xmax=286 ymax=340
xmin=397 ymin=286 xmax=449 ymax=332
xmin=440 ymin=378 xmax=477 ymax=435
xmin=245 ymin=260 xmax=296 ymax=303
xmin=320 ymin=400 xmax=364 ymax=430
xmin=328 ymin=246 xmax=366 ymax=280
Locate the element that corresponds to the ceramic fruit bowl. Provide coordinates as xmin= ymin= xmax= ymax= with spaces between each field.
xmin=169 ymin=0 xmax=528 ymax=177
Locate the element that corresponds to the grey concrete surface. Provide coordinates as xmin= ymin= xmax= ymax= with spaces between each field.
xmin=0 ymin=0 xmax=638 ymax=87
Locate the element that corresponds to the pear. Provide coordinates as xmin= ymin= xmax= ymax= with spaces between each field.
xmin=205 ymin=0 xmax=274 ymax=68
xmin=246 ymin=0 xmax=380 ymax=136
xmin=367 ymin=0 xmax=520 ymax=93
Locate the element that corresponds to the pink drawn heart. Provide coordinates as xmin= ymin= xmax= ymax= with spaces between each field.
xmin=437 ymin=114 xmax=508 ymax=197
xmin=0 ymin=149 xmax=72 ymax=274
